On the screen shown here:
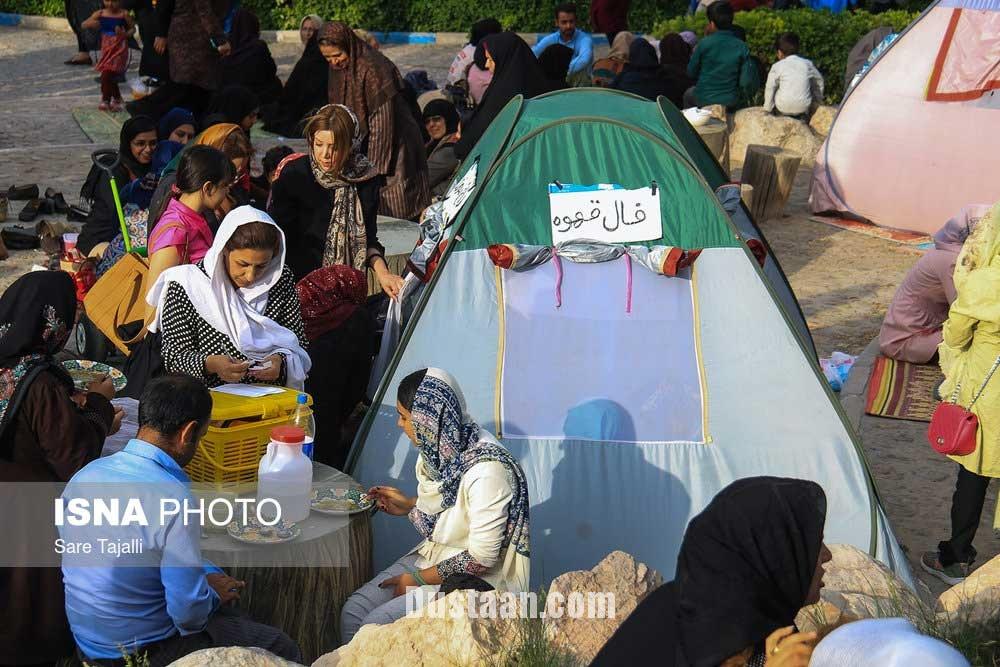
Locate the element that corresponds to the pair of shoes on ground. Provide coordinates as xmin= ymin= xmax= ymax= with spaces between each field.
xmin=2 ymin=225 xmax=41 ymax=251
xmin=920 ymin=551 xmax=971 ymax=586
xmin=10 ymin=186 xmax=72 ymax=223
xmin=98 ymin=99 xmax=124 ymax=113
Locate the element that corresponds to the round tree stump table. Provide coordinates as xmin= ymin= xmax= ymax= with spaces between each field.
xmin=200 ymin=464 xmax=373 ymax=663
xmin=695 ymin=118 xmax=730 ymax=176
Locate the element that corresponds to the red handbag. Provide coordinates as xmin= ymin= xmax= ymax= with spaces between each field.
xmin=928 ymin=355 xmax=1000 ymax=456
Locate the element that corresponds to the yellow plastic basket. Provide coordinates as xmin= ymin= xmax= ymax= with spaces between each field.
xmin=185 ymin=387 xmax=312 ymax=490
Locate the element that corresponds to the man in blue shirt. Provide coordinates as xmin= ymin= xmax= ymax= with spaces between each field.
xmin=532 ymin=3 xmax=594 ymax=86
xmin=59 ymin=376 xmax=300 ymax=666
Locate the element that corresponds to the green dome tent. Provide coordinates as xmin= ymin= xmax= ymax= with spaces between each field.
xmin=349 ymin=89 xmax=910 ymax=588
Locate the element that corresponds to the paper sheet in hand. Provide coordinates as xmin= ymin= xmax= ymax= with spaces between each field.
xmin=549 ymin=183 xmax=661 ymax=244
xmin=211 ymin=384 xmax=285 ymax=398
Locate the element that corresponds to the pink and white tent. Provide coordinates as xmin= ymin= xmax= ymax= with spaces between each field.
xmin=810 ymin=0 xmax=1000 ymax=234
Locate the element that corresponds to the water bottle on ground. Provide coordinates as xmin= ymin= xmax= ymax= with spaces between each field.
xmin=257 ymin=425 xmax=312 ymax=523
xmin=291 ymin=393 xmax=315 ymax=460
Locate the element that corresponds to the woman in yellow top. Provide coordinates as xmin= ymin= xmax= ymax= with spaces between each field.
xmin=923 ymin=201 xmax=1000 ymax=586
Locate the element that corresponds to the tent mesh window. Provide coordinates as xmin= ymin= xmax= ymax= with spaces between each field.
xmin=498 ymin=256 xmax=707 ymax=444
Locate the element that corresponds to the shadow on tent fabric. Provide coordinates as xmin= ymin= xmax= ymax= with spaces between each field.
xmin=525 ymin=399 xmax=692 ymax=584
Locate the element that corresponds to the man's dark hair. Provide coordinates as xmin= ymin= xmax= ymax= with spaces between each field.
xmin=776 ymin=32 xmax=800 ymax=55
xmin=555 ymin=2 xmax=577 ymax=18
xmin=138 ymin=375 xmax=213 ymax=437
xmin=397 ymin=369 xmax=428 ymax=412
xmin=707 ymin=1 xmax=735 ymax=30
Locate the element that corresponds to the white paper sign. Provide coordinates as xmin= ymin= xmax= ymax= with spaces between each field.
xmin=549 ymin=184 xmax=661 ymax=244
xmin=442 ymin=158 xmax=478 ymax=224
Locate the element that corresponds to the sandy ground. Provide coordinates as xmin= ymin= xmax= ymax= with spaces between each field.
xmin=758 ymin=170 xmax=1000 ymax=598
xmin=1 ymin=25 xmax=995 ymax=598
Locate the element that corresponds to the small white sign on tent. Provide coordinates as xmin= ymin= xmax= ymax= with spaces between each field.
xmin=549 ymin=183 xmax=661 ymax=244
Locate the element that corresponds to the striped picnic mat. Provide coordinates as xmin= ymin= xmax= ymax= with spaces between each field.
xmin=865 ymin=355 xmax=943 ymax=422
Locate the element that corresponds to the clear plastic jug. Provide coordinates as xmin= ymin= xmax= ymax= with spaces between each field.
xmin=257 ymin=425 xmax=312 ymax=523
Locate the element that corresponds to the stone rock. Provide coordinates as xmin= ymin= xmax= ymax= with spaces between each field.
xmin=798 ymin=544 xmax=929 ymax=626
xmin=809 ymin=105 xmax=838 ymax=138
xmin=704 ymin=103 xmax=728 ymax=122
xmin=313 ymin=590 xmax=521 ymax=667
xmin=729 ymin=107 xmax=824 ymax=167
xmin=545 ymin=551 xmax=664 ymax=664
xmin=937 ymin=552 xmax=1000 ymax=623
xmin=168 ymin=647 xmax=305 ymax=667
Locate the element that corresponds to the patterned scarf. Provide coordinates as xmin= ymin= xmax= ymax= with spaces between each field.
xmin=0 ymin=272 xmax=76 ymax=442
xmin=308 ymin=104 xmax=377 ymax=271
xmin=409 ymin=369 xmax=531 ymax=558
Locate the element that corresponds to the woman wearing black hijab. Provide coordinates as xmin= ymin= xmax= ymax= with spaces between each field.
xmin=0 ymin=271 xmax=117 ymax=666
xmin=220 ymin=8 xmax=283 ymax=106
xmin=454 ymin=32 xmax=562 ymax=160
xmin=537 ymin=44 xmax=573 ymax=90
xmin=422 ymin=98 xmax=462 ymax=196
xmin=79 ymin=115 xmax=158 ymax=256
xmin=205 ymin=84 xmax=261 ymax=134
xmin=659 ymin=33 xmax=696 ymax=109
xmin=611 ymin=39 xmax=677 ymax=103
xmin=262 ymin=32 xmax=331 ymax=138
xmin=592 ymin=477 xmax=832 ymax=667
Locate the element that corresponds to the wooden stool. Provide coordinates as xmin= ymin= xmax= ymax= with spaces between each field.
xmin=740 ymin=145 xmax=800 ymax=222
xmin=695 ymin=118 xmax=731 ymax=177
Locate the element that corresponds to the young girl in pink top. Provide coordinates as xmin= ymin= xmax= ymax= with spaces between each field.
xmin=143 ymin=145 xmax=234 ymax=321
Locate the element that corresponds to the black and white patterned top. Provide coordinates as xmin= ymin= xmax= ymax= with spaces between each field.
xmin=159 ymin=262 xmax=308 ymax=388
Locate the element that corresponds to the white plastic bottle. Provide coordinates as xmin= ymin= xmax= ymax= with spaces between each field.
xmin=291 ymin=393 xmax=316 ymax=460
xmin=257 ymin=425 xmax=312 ymax=523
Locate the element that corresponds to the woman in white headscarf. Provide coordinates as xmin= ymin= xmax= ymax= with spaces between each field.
xmin=810 ymin=618 xmax=969 ymax=667
xmin=147 ymin=205 xmax=311 ymax=389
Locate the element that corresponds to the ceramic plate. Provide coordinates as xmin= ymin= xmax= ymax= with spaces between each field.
xmin=310 ymin=487 xmax=374 ymax=515
xmin=227 ymin=517 xmax=300 ymax=544
xmin=62 ymin=360 xmax=127 ymax=392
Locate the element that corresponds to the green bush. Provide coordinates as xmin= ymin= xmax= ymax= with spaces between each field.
xmin=1 ymin=0 xmax=689 ymax=32
xmin=653 ymin=8 xmax=918 ymax=103
xmin=0 ymin=0 xmax=65 ymax=15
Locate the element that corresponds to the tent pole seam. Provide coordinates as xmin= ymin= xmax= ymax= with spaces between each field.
xmin=344 ymin=95 xmax=527 ymax=472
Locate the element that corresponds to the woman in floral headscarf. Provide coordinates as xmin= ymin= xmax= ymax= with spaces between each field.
xmin=268 ymin=103 xmax=404 ymax=299
xmin=0 ymin=271 xmax=120 ymax=666
xmin=341 ymin=368 xmax=531 ymax=643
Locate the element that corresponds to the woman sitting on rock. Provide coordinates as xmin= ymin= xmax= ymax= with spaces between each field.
xmin=593 ymin=477 xmax=832 ymax=667
xmin=341 ymin=368 xmax=531 ymax=643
